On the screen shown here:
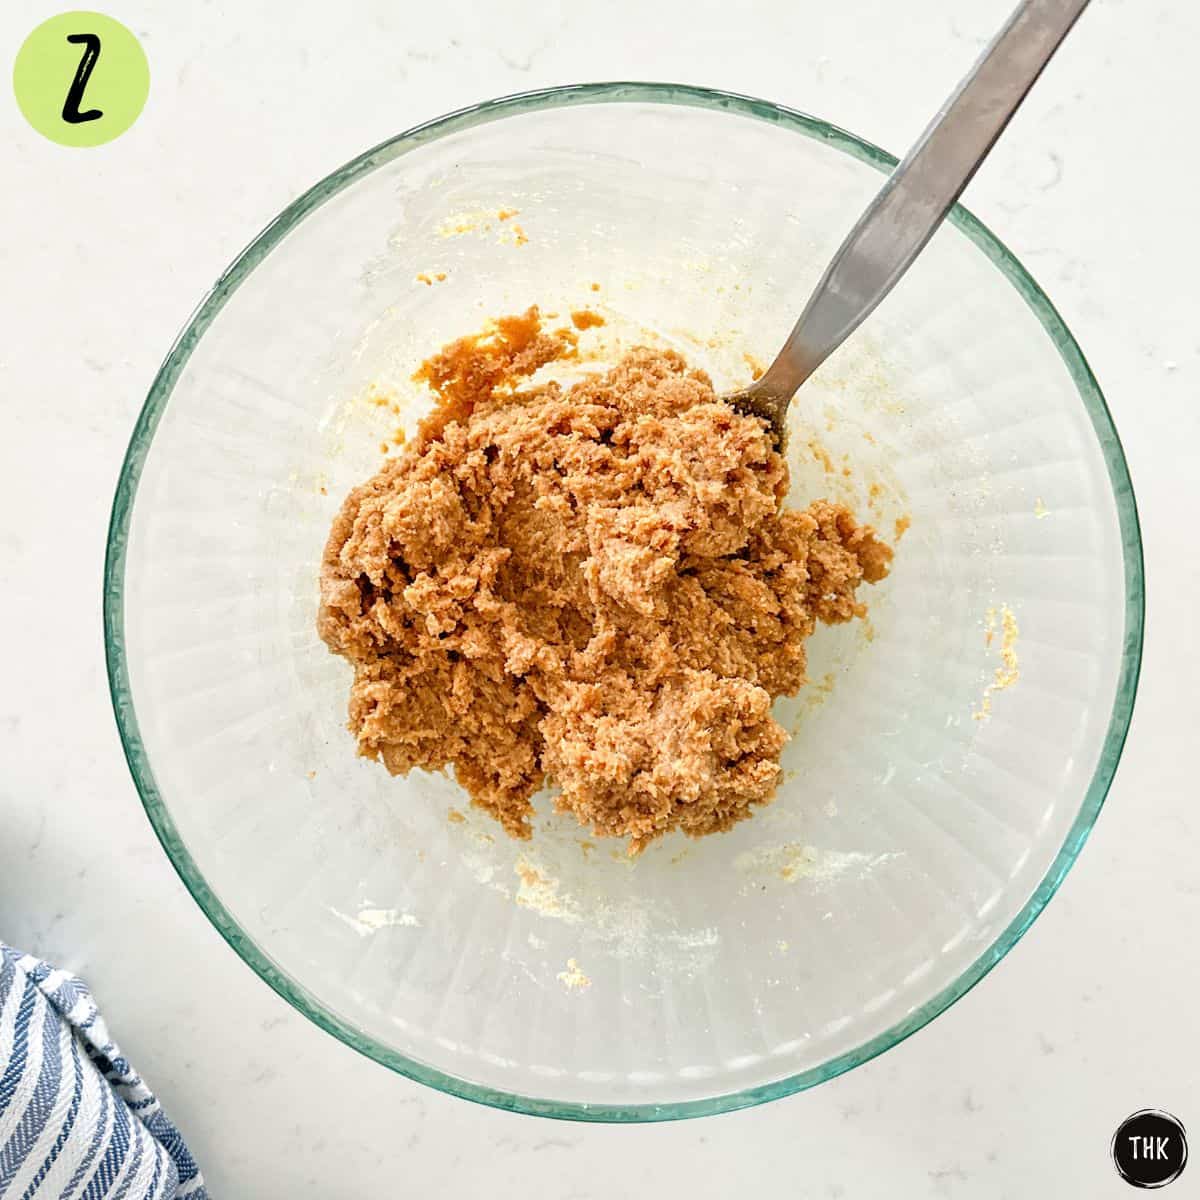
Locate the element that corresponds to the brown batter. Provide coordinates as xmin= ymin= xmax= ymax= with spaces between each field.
xmin=319 ymin=308 xmax=891 ymax=852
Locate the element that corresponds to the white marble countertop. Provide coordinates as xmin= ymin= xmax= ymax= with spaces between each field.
xmin=2 ymin=0 xmax=1197 ymax=1195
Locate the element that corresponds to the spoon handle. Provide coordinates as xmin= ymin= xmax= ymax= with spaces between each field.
xmin=756 ymin=0 xmax=1090 ymax=399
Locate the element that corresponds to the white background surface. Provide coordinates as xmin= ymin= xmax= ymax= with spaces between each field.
xmin=2 ymin=1 xmax=1197 ymax=1195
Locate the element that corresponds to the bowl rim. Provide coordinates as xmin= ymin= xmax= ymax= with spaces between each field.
xmin=103 ymin=80 xmax=1145 ymax=1122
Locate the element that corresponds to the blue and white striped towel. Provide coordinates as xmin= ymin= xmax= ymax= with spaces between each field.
xmin=0 ymin=944 xmax=206 ymax=1199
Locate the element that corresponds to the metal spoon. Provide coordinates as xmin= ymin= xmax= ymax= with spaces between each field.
xmin=728 ymin=0 xmax=1091 ymax=446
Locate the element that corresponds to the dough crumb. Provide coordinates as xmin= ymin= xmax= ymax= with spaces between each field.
xmin=974 ymin=604 xmax=1020 ymax=720
xmin=807 ymin=438 xmax=836 ymax=474
xmin=557 ymin=958 xmax=591 ymax=991
xmin=742 ymin=352 xmax=765 ymax=380
xmin=514 ymin=856 xmax=578 ymax=920
xmin=570 ymin=308 xmax=605 ymax=330
xmin=319 ymin=308 xmax=892 ymax=852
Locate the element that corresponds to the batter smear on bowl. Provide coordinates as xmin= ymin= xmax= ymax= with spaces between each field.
xmin=319 ymin=308 xmax=892 ymax=853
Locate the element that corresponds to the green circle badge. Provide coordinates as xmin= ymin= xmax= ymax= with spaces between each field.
xmin=13 ymin=11 xmax=149 ymax=147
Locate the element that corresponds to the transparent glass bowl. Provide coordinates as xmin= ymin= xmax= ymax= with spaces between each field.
xmin=105 ymin=84 xmax=1143 ymax=1120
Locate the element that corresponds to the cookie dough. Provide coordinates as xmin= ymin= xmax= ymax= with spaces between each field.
xmin=319 ymin=308 xmax=891 ymax=852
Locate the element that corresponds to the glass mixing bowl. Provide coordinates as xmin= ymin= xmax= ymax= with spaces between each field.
xmin=105 ymin=84 xmax=1143 ymax=1119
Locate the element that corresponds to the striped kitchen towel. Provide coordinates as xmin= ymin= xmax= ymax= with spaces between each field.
xmin=0 ymin=944 xmax=206 ymax=1199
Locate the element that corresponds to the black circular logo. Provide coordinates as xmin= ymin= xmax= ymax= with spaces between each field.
xmin=1112 ymin=1110 xmax=1188 ymax=1188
